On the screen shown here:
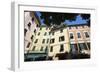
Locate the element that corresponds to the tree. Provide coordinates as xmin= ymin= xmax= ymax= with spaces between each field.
xmin=81 ymin=14 xmax=90 ymax=26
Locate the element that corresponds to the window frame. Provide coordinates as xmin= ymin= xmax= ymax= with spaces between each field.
xmin=77 ymin=32 xmax=81 ymax=38
xmin=59 ymin=36 xmax=65 ymax=42
xmin=70 ymin=33 xmax=74 ymax=39
xmin=60 ymin=44 xmax=64 ymax=52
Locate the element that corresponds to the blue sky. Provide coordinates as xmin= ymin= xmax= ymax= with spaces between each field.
xmin=36 ymin=12 xmax=88 ymax=25
xmin=63 ymin=15 xmax=88 ymax=25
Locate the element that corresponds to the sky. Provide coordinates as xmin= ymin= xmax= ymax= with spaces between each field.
xmin=36 ymin=11 xmax=88 ymax=25
xmin=63 ymin=15 xmax=88 ymax=25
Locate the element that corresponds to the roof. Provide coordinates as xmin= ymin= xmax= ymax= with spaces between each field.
xmin=39 ymin=25 xmax=50 ymax=28
xmin=37 ymin=24 xmax=67 ymax=31
xmin=51 ymin=24 xmax=67 ymax=31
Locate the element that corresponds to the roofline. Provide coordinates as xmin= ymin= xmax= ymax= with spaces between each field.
xmin=67 ymin=24 xmax=90 ymax=27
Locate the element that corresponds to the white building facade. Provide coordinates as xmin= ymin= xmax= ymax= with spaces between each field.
xmin=24 ymin=11 xmax=40 ymax=54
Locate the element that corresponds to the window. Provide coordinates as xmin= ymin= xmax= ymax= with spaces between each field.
xmin=36 ymin=24 xmax=39 ymax=27
xmin=45 ymin=46 xmax=48 ymax=52
xmin=52 ymin=32 xmax=54 ymax=35
xmin=78 ymin=43 xmax=87 ymax=51
xmin=77 ymin=32 xmax=81 ymax=38
xmin=34 ymin=29 xmax=36 ymax=34
xmin=40 ymin=27 xmax=42 ymax=30
xmin=44 ymin=32 xmax=47 ymax=36
xmin=27 ymin=42 xmax=30 ymax=48
xmin=50 ymin=46 xmax=53 ymax=52
xmin=50 ymin=38 xmax=55 ymax=43
xmin=40 ymin=46 xmax=43 ymax=51
xmin=31 ymin=17 xmax=34 ymax=22
xmin=59 ymin=36 xmax=65 ymax=42
xmin=78 ymin=43 xmax=84 ymax=50
xmin=31 ymin=35 xmax=34 ymax=41
xmin=32 ymin=46 xmax=36 ymax=51
xmin=70 ymin=44 xmax=78 ymax=50
xmin=47 ymin=39 xmax=49 ymax=43
xmin=34 ymin=39 xmax=38 ymax=43
xmin=87 ymin=43 xmax=90 ymax=49
xmin=60 ymin=44 xmax=64 ymax=52
xmin=38 ymin=32 xmax=40 ymax=36
xmin=60 ymin=29 xmax=63 ymax=33
xmin=70 ymin=33 xmax=74 ymax=39
xmin=70 ymin=44 xmax=78 ymax=54
xmin=42 ymin=39 xmax=45 ymax=43
xmin=24 ymin=28 xmax=27 ymax=36
xmin=45 ymin=46 xmax=48 ymax=49
xmin=85 ymin=32 xmax=89 ymax=38
xmin=27 ymin=22 xmax=31 ymax=29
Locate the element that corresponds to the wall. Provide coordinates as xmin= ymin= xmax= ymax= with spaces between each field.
xmin=0 ymin=0 xmax=100 ymax=73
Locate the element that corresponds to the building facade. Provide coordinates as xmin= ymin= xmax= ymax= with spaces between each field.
xmin=24 ymin=12 xmax=90 ymax=61
xmin=49 ymin=25 xmax=70 ymax=60
xmin=67 ymin=24 xmax=90 ymax=55
xmin=27 ymin=24 xmax=70 ymax=60
xmin=24 ymin=11 xmax=41 ymax=54
xmin=29 ymin=25 xmax=51 ymax=53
